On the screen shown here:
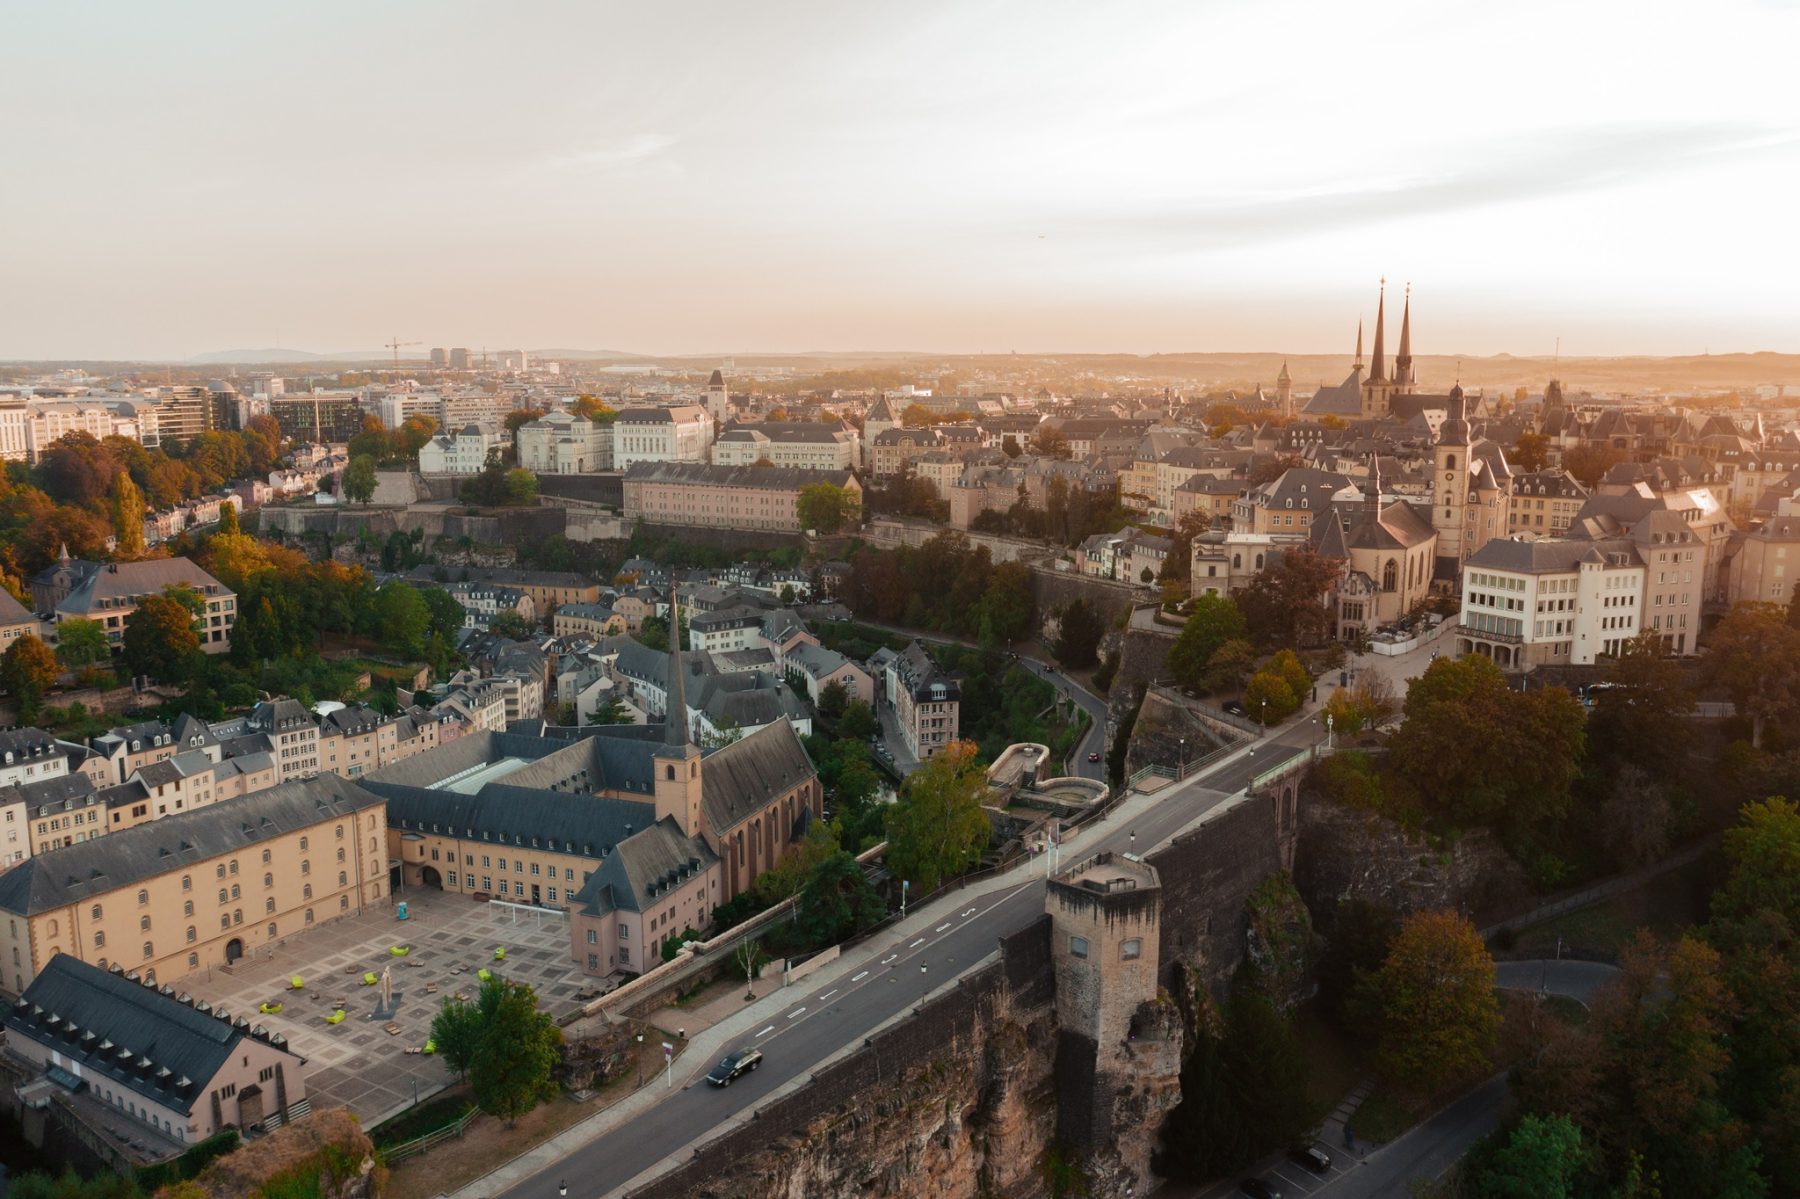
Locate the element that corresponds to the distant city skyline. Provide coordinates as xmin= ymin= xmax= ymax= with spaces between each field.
xmin=4 ymin=1 xmax=1798 ymax=361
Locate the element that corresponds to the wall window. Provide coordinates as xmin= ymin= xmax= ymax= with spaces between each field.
xmin=91 ymin=903 xmax=103 ymax=920
xmin=139 ymin=915 xmax=151 ymax=932
xmin=1070 ymin=936 xmax=1089 ymax=959
xmin=93 ymin=931 xmax=105 ymax=948
xmin=137 ymin=888 xmax=148 ymax=906
xmin=1120 ymin=939 xmax=1142 ymax=960
xmin=186 ymin=926 xmax=196 ymax=943
xmin=181 ymin=875 xmax=191 ymax=892
xmin=183 ymin=900 xmax=193 ymax=917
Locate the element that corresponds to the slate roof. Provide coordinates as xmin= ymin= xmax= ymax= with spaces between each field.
xmin=56 ymin=558 xmax=231 ymax=618
xmin=1465 ymin=535 xmax=1643 ymax=574
xmin=0 ymin=775 xmax=381 ymax=916
xmin=573 ymin=818 xmax=720 ymax=918
xmin=697 ymin=720 xmax=816 ymax=838
xmin=378 ymin=779 xmax=658 ymax=859
xmin=624 ymin=462 xmax=857 ymax=491
xmin=7 ymin=954 xmax=299 ymax=1116
xmin=0 ymin=586 xmax=33 ymax=626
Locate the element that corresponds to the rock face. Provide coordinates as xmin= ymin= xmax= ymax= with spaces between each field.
xmin=171 ymin=1108 xmax=382 ymax=1199
xmin=558 ymin=1021 xmax=638 ymax=1091
xmin=1292 ymin=787 xmax=1532 ymax=925
xmin=1123 ymin=688 xmax=1226 ymax=779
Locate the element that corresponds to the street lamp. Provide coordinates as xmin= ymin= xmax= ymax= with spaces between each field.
xmin=1325 ymin=710 xmax=1334 ymax=750
xmin=1178 ymin=737 xmax=1186 ymax=777
xmin=1259 ymin=696 xmax=1267 ymax=730
xmin=901 ymin=879 xmax=909 ymax=918
xmin=636 ymin=1032 xmax=644 ymax=1087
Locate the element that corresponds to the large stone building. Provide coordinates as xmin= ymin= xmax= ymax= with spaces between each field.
xmin=1314 ymin=462 xmax=1439 ymax=640
xmin=613 ymin=406 xmax=712 ymax=471
xmin=872 ymin=641 xmax=960 ymax=761
xmin=0 ymin=774 xmax=389 ymax=997
xmin=48 ymin=556 xmax=236 ymax=655
xmin=516 ymin=410 xmax=612 ymax=474
xmin=1507 ymin=470 xmax=1588 ymax=535
xmin=1730 ymin=489 xmax=1800 ymax=606
xmin=4 ymin=954 xmax=310 ymax=1146
xmin=712 ymin=421 xmax=858 ymax=472
xmin=1430 ymin=385 xmax=1514 ymax=579
xmin=418 ymin=424 xmax=493 ymax=474
xmin=623 ymin=462 xmax=861 ymax=533
xmin=1456 ymin=536 xmax=1646 ymax=668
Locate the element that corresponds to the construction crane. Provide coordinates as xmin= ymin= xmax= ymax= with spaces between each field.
xmin=385 ymin=337 xmax=422 ymax=372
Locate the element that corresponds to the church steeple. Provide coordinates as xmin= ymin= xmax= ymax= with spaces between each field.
xmin=1367 ymin=280 xmax=1387 ymax=383
xmin=1363 ymin=451 xmax=1384 ymax=514
xmin=1394 ymin=284 xmax=1413 ymax=388
xmin=1353 ymin=321 xmax=1364 ymax=370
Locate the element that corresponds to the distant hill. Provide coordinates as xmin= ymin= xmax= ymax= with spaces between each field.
xmin=184 ymin=348 xmax=391 ymax=365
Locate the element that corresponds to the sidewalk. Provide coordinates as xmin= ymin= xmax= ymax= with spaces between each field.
xmin=446 ymin=741 xmax=1274 ymax=1199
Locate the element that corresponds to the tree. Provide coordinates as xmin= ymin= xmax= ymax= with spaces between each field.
xmin=466 ymin=976 xmax=562 ymax=1126
xmin=0 ymin=633 xmax=59 ymax=717
xmin=1317 ymin=898 xmax=1399 ymax=1027
xmin=372 ymin=581 xmax=431 ymax=658
xmin=487 ymin=611 xmax=536 ymax=641
xmin=1031 ymin=426 xmax=1071 ymax=459
xmin=589 ymin=694 xmax=631 ymax=726
xmin=429 ymin=995 xmax=485 ymax=1082
xmin=1052 ymin=598 xmax=1105 ymax=669
xmin=122 ymin=594 xmax=200 ymax=682
xmin=1369 ymin=910 xmax=1497 ymax=1095
xmin=817 ymin=678 xmax=848 ymax=719
xmin=1706 ymin=602 xmax=1800 ymax=749
xmin=977 ymin=562 xmax=1033 ymax=644
xmin=1201 ymin=638 xmax=1257 ymax=694
xmin=1165 ymin=593 xmax=1248 ymax=690
xmin=1243 ymin=668 xmax=1297 ymax=725
xmin=794 ymin=850 xmax=886 ymax=948
xmin=215 ymin=498 xmax=239 ymax=537
xmin=1714 ymin=796 xmax=1800 ymax=932
xmin=503 ymin=468 xmax=538 ymax=506
xmin=110 ymin=473 xmax=146 ymax=557
xmin=37 ymin=432 xmax=118 ymax=509
xmin=839 ymin=697 xmax=877 ymax=739
xmin=503 ymin=408 xmax=548 ymax=437
xmin=342 ymin=454 xmax=377 ymax=506
xmin=347 ymin=415 xmax=391 ymax=462
xmin=1236 ymin=546 xmax=1342 ymax=648
xmin=797 ymin=482 xmax=860 ymax=534
xmin=573 ymin=395 xmax=618 ymax=424
xmin=1562 ymin=443 xmax=1624 ymax=487
xmin=396 ymin=414 xmax=438 ymax=459
xmin=1388 ymin=655 xmax=1586 ymax=841
xmin=1478 ymin=1113 xmax=1591 ymax=1199
xmin=1601 ymin=764 xmax=1673 ymax=871
xmin=885 ymin=740 xmax=990 ymax=893
xmin=53 ymin=619 xmax=110 ymax=669
xmin=1588 ymin=630 xmax=1693 ymax=772
xmin=1508 ymin=432 xmax=1552 ymax=474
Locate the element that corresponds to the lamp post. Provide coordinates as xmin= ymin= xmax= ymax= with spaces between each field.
xmin=1178 ymin=737 xmax=1185 ymax=777
xmin=1325 ymin=710 xmax=1334 ymax=750
xmin=636 ymin=1032 xmax=644 ymax=1088
xmin=901 ymin=879 xmax=909 ymax=919
xmin=1260 ymin=696 xmax=1267 ymax=730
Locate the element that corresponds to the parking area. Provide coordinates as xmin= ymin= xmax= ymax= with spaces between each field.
xmin=1190 ymin=1146 xmax=1357 ymax=1199
xmin=175 ymin=887 xmax=585 ymax=1125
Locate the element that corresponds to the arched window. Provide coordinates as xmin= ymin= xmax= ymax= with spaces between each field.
xmin=136 ymin=889 xmax=148 ymax=906
xmin=1445 ymin=455 xmax=1456 ymax=470
xmin=186 ymin=926 xmax=196 ymax=943
xmin=1255 ymin=554 xmax=1265 ymax=570
xmin=303 ymin=884 xmax=312 ymax=900
xmin=91 ymin=904 xmax=103 ymax=920
xmin=183 ymin=900 xmax=193 ymax=917
xmin=1382 ymin=560 xmax=1398 ymax=591
xmin=261 ymin=849 xmax=272 ymax=865
xmin=93 ymin=931 xmax=105 ymax=948
xmin=139 ymin=915 xmax=150 ymax=931
xmin=1232 ymin=553 xmax=1241 ymax=569
xmin=665 ymin=764 xmax=675 ymax=780
xmin=263 ymin=872 xmax=273 ymax=888
xmin=142 ymin=941 xmax=153 ymax=959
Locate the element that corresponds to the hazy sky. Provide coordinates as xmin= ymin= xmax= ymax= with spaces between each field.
xmin=5 ymin=0 xmax=1799 ymax=361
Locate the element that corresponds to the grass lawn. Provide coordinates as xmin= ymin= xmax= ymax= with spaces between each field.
xmin=1506 ymin=853 xmax=1714 ymax=960
xmin=370 ymin=1089 xmax=472 ymax=1148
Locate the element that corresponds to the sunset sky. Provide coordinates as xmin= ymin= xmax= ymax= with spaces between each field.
xmin=5 ymin=0 xmax=1798 ymax=361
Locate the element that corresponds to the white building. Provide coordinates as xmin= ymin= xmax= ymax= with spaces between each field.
xmin=26 ymin=400 xmax=139 ymax=460
xmin=712 ymin=421 xmax=859 ymax=471
xmin=1455 ymin=536 xmax=1646 ymax=669
xmin=517 ymin=410 xmax=612 ymax=474
xmin=418 ymin=425 xmax=493 ymax=475
xmin=0 ymin=397 xmax=29 ymax=462
xmin=613 ymin=406 xmax=712 ymax=471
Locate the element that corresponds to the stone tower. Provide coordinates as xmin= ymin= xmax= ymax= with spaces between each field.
xmin=705 ymin=369 xmax=729 ymax=429
xmin=652 ymin=589 xmax=704 ymax=839
xmin=1434 ymin=383 xmax=1473 ymax=567
xmin=1276 ymin=361 xmax=1293 ymax=419
xmin=1048 ymin=851 xmax=1176 ymax=1196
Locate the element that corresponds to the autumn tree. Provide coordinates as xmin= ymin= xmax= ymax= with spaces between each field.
xmin=1388 ymin=655 xmax=1586 ymax=841
xmin=0 ymin=633 xmax=60 ymax=718
xmin=1236 ymin=546 xmax=1342 ymax=648
xmin=110 ymin=473 xmax=146 ymax=557
xmin=1508 ymin=431 xmax=1552 ymax=473
xmin=1368 ymin=910 xmax=1498 ymax=1095
xmin=1588 ymin=629 xmax=1693 ymax=773
xmin=1561 ymin=443 xmax=1624 ymax=488
xmin=122 ymin=593 xmax=201 ymax=682
xmin=1031 ymin=426 xmax=1071 ymax=460
xmin=1706 ymin=601 xmax=1800 ymax=749
xmin=885 ymin=740 xmax=990 ymax=893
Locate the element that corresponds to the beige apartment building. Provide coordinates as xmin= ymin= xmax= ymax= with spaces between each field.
xmin=1731 ymin=498 xmax=1800 ymax=606
xmin=52 ymin=557 xmax=236 ymax=654
xmin=873 ymin=641 xmax=961 ymax=760
xmin=0 ymin=774 xmax=389 ymax=997
xmin=623 ymin=463 xmax=862 ymax=533
xmin=1507 ymin=470 xmax=1588 ymax=535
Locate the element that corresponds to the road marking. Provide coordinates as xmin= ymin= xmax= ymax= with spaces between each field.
xmin=755 ymin=1025 xmax=774 ymax=1037
xmin=881 ymin=954 xmax=897 ymax=964
xmin=909 ymin=938 xmax=925 ymax=948
xmin=817 ymin=989 xmax=838 ymax=1001
xmin=787 ymin=1008 xmax=806 ymax=1019
xmin=961 ymin=908 xmax=976 ymax=917
xmin=851 ymin=971 xmax=869 ymax=982
xmin=934 ymin=923 xmax=951 ymax=932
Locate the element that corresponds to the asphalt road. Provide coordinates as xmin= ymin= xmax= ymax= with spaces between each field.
xmin=502 ymin=723 xmax=1327 ymax=1199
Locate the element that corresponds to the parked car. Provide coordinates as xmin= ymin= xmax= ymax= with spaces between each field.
xmin=1289 ymin=1145 xmax=1331 ymax=1173
xmin=1238 ymin=1181 xmax=1282 ymax=1199
xmin=1087 ymin=751 xmax=1101 ymax=763
xmin=705 ymin=1047 xmax=763 ymax=1086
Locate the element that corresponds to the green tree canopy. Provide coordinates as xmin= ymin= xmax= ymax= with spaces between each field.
xmin=1053 ymin=598 xmax=1105 ymax=669
xmin=111 ymin=472 xmax=146 ymax=557
xmin=1166 ymin=593 xmax=1247 ymax=690
xmin=838 ymin=697 xmax=877 ymax=739
xmin=797 ymin=481 xmax=861 ymax=534
xmin=1477 ymin=1113 xmax=1591 ymax=1199
xmin=465 ymin=976 xmax=562 ymax=1126
xmin=122 ymin=593 xmax=201 ymax=683
xmin=794 ymin=849 xmax=886 ymax=948
xmin=53 ymin=618 xmax=110 ymax=668
xmin=342 ymin=454 xmax=377 ymax=506
xmin=885 ymin=740 xmax=990 ymax=893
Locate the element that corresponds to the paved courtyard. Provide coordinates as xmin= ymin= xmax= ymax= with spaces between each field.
xmin=173 ymin=888 xmax=586 ymax=1126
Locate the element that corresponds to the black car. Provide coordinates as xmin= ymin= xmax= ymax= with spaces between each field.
xmin=705 ymin=1047 xmax=763 ymax=1086
xmin=1289 ymin=1145 xmax=1331 ymax=1173
xmin=1238 ymin=1181 xmax=1281 ymax=1199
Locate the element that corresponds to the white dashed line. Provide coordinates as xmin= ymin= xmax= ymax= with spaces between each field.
xmin=961 ymin=908 xmax=976 ymax=917
xmin=818 ymin=989 xmax=838 ymax=1001
xmin=851 ymin=971 xmax=869 ymax=982
xmin=755 ymin=1026 xmax=774 ymax=1037
xmin=909 ymin=938 xmax=925 ymax=948
xmin=787 ymin=1008 xmax=806 ymax=1019
xmin=934 ymin=923 xmax=951 ymax=932
xmin=881 ymin=954 xmax=898 ymax=964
